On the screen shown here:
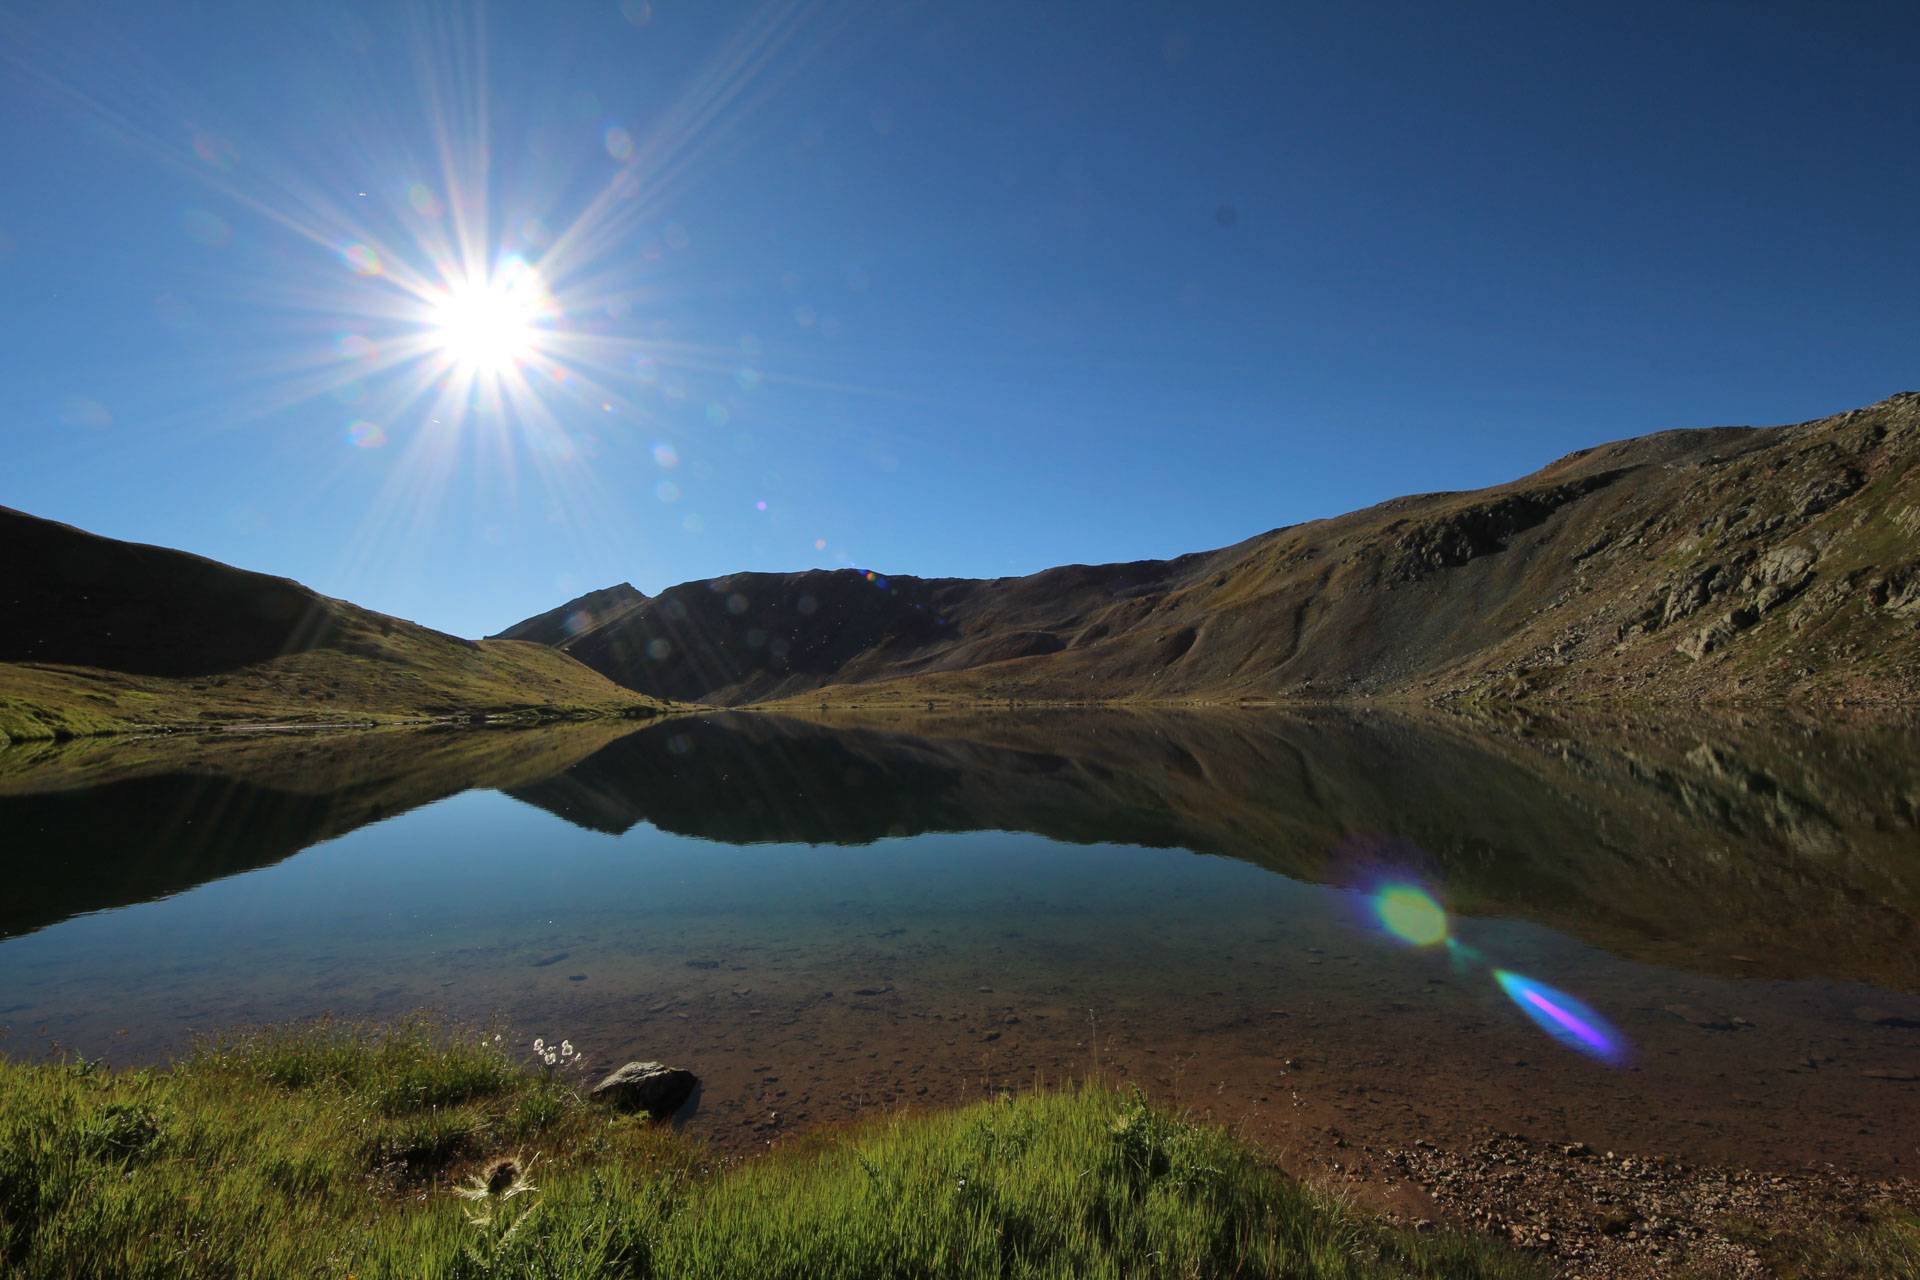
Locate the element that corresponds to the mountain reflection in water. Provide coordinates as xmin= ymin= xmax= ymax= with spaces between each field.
xmin=5 ymin=708 xmax=1917 ymax=992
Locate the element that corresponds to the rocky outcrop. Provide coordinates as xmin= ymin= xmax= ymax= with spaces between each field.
xmin=1384 ymin=472 xmax=1626 ymax=583
xmin=1871 ymin=562 xmax=1920 ymax=616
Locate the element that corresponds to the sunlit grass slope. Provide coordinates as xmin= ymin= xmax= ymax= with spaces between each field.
xmin=0 ymin=506 xmax=670 ymax=741
xmin=0 ymin=640 xmax=666 ymax=742
xmin=0 ymin=1020 xmax=1544 ymax=1280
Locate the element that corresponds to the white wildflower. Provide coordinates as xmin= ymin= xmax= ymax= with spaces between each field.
xmin=532 ymin=1038 xmax=545 ymax=1053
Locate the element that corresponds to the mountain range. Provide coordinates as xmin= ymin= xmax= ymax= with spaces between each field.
xmin=498 ymin=393 xmax=1920 ymax=707
xmin=3 ymin=394 xmax=1917 ymax=740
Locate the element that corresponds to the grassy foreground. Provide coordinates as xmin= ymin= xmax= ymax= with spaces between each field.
xmin=0 ymin=1020 xmax=1541 ymax=1280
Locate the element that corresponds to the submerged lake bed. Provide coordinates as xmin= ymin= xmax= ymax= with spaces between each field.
xmin=4 ymin=709 xmax=1917 ymax=1195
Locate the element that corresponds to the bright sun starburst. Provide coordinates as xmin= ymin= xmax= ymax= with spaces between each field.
xmin=426 ymin=257 xmax=554 ymax=377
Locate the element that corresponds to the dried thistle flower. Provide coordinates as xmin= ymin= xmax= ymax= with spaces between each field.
xmin=454 ymin=1154 xmax=539 ymax=1206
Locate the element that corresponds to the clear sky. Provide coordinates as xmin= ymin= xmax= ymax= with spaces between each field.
xmin=4 ymin=1 xmax=1916 ymax=638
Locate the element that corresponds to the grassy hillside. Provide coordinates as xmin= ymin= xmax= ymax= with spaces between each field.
xmin=0 ymin=508 xmax=671 ymax=742
xmin=0 ymin=1021 xmax=1540 ymax=1280
xmin=503 ymin=394 xmax=1920 ymax=706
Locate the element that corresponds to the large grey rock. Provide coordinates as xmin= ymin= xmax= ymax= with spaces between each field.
xmin=1751 ymin=543 xmax=1816 ymax=587
xmin=588 ymin=1060 xmax=698 ymax=1117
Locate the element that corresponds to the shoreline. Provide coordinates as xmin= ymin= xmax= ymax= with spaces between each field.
xmin=8 ymin=681 xmax=1920 ymax=747
xmin=2 ymin=1020 xmax=1912 ymax=1279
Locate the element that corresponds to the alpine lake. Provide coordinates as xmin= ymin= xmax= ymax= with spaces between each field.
xmin=3 ymin=707 xmax=1916 ymax=1186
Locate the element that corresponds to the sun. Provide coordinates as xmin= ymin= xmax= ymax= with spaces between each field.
xmin=426 ymin=257 xmax=553 ymax=376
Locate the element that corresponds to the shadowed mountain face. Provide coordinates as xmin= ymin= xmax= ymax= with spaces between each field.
xmin=13 ymin=707 xmax=1905 ymax=988
xmin=0 ymin=505 xmax=344 ymax=677
xmin=500 ymin=394 xmax=1920 ymax=705
xmin=492 ymin=583 xmax=648 ymax=648
xmin=0 ymin=508 xmax=662 ymax=740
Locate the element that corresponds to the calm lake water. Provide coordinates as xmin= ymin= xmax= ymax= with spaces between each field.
xmin=3 ymin=709 xmax=1917 ymax=1173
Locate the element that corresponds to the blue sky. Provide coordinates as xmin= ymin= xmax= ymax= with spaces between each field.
xmin=3 ymin=1 xmax=1916 ymax=638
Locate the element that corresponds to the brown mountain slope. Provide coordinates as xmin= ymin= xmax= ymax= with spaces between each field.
xmin=506 ymin=394 xmax=1920 ymax=706
xmin=0 ymin=507 xmax=669 ymax=741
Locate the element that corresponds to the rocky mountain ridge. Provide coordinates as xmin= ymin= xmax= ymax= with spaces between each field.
xmin=500 ymin=394 xmax=1920 ymax=705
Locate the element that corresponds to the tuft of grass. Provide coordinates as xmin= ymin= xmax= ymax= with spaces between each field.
xmin=0 ymin=1022 xmax=1542 ymax=1279
xmin=1720 ymin=1205 xmax=1920 ymax=1279
xmin=197 ymin=1016 xmax=522 ymax=1115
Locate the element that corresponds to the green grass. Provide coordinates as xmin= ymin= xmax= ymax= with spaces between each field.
xmin=0 ymin=637 xmax=669 ymax=743
xmin=1717 ymin=1205 xmax=1920 ymax=1280
xmin=0 ymin=1019 xmax=1542 ymax=1280
xmin=0 ymin=689 xmax=128 ymax=743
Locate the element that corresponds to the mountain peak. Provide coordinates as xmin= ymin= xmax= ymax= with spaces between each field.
xmin=489 ymin=582 xmax=648 ymax=646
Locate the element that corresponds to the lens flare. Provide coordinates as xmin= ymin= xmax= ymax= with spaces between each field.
xmin=406 ymin=182 xmax=442 ymax=218
xmin=346 ymin=420 xmax=387 ymax=449
xmin=341 ymin=242 xmax=383 ymax=276
xmin=1374 ymin=885 xmax=1448 ymax=947
xmin=1493 ymin=970 xmax=1626 ymax=1064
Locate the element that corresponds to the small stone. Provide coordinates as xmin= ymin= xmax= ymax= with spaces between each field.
xmin=1662 ymin=1004 xmax=1741 ymax=1032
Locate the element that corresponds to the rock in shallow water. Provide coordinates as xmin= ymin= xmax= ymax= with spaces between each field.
xmin=589 ymin=1061 xmax=698 ymax=1117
